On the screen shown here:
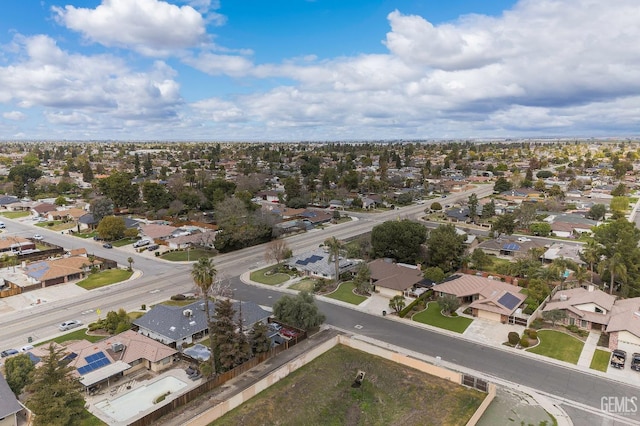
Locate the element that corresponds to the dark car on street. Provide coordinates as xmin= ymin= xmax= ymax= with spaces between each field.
xmin=103 ymin=243 xmax=113 ymax=248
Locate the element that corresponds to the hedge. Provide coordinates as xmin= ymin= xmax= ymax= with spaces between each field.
xmin=399 ymin=290 xmax=432 ymax=318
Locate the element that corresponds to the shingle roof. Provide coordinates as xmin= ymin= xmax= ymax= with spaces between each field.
xmin=368 ymin=258 xmax=424 ymax=291
xmin=0 ymin=374 xmax=22 ymax=418
xmin=432 ymin=274 xmax=525 ymax=299
xmin=133 ymin=300 xmax=271 ymax=343
xmin=139 ymin=223 xmax=177 ymax=239
xmin=606 ymin=297 xmax=640 ymax=338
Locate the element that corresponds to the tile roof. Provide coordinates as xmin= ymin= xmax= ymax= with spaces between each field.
xmin=606 ymin=297 xmax=640 ymax=338
xmin=25 ymin=255 xmax=100 ymax=281
xmin=139 ymin=223 xmax=177 ymax=239
xmin=432 ymin=274 xmax=525 ymax=299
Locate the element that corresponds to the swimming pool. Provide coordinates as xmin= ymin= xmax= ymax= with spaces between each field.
xmin=95 ymin=375 xmax=188 ymax=422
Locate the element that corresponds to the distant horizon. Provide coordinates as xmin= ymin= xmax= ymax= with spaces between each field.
xmin=1 ymin=1 xmax=640 ymax=141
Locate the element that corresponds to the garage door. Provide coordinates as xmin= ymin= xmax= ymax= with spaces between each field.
xmin=617 ymin=340 xmax=640 ymax=356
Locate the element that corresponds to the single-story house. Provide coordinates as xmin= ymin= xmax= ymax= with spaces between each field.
xmin=475 ymin=237 xmax=546 ymax=258
xmin=30 ymin=202 xmax=57 ymax=217
xmin=24 ymin=254 xmax=105 ymax=287
xmin=0 ymin=236 xmax=35 ymax=254
xmin=541 ymin=243 xmax=585 ymax=265
xmin=133 ymin=300 xmax=271 ymax=348
xmin=138 ymin=223 xmax=178 ymax=241
xmin=47 ymin=208 xmax=86 ymax=222
xmin=166 ymin=230 xmax=216 ymax=249
xmin=542 ymin=286 xmax=616 ymax=332
xmin=368 ymin=258 xmax=426 ymax=298
xmin=286 ymin=249 xmax=360 ymax=280
xmin=606 ymin=297 xmax=640 ymax=353
xmin=0 ymin=373 xmax=24 ymax=425
xmin=432 ymin=274 xmax=527 ymax=323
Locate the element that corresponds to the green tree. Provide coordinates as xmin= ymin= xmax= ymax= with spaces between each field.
xmin=96 ymin=216 xmax=126 ymax=241
xmin=481 ymin=199 xmax=496 ymax=219
xmin=529 ymin=222 xmax=552 ymax=237
xmin=586 ymin=204 xmax=606 ymax=221
xmin=493 ymin=176 xmax=512 ymax=193
xmin=389 ymin=295 xmax=406 ymax=314
xmin=543 ymin=309 xmax=567 ymax=326
xmin=527 ymin=278 xmax=550 ymax=306
xmin=423 ymin=266 xmax=446 ymax=283
xmin=214 ymin=197 xmax=273 ymax=252
xmin=430 ymin=201 xmax=442 ymax=211
xmin=353 ymin=263 xmax=372 ymax=295
xmin=371 ymin=220 xmax=427 ymax=264
xmin=54 ymin=196 xmax=67 ymax=206
xmin=102 ymin=308 xmax=131 ymax=334
xmin=249 ymin=322 xmax=272 ymax=355
xmin=593 ymin=219 xmax=640 ymax=296
xmin=26 ymin=344 xmax=85 ymax=426
xmin=515 ymin=202 xmax=537 ymax=229
xmin=467 ymin=193 xmax=478 ymax=222
xmin=127 ymin=257 xmax=134 ymax=272
xmin=425 ymin=224 xmax=466 ymax=273
xmin=142 ymin=182 xmax=173 ymax=211
xmin=96 ymin=171 xmax=140 ymax=209
xmin=491 ymin=213 xmax=517 ymax=237
xmin=580 ymin=238 xmax=600 ymax=285
xmin=324 ymin=237 xmax=344 ymax=283
xmin=90 ymin=198 xmax=114 ymax=223
xmin=272 ymin=291 xmax=325 ymax=330
xmin=610 ymin=196 xmax=629 ymax=218
xmin=599 ymin=253 xmax=627 ymax=295
xmin=191 ymin=257 xmax=218 ymax=374
xmin=4 ymin=353 xmax=35 ymax=395
xmin=611 ymin=183 xmax=627 ymax=197
xmin=470 ymin=249 xmax=492 ymax=270
xmin=438 ymin=295 xmax=461 ymax=315
xmin=211 ymin=298 xmax=238 ymax=372
xmin=549 ymin=257 xmax=577 ymax=290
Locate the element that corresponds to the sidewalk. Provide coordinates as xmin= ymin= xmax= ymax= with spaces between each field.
xmin=577 ymin=331 xmax=601 ymax=368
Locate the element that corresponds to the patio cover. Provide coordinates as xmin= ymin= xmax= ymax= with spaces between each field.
xmin=79 ymin=361 xmax=131 ymax=387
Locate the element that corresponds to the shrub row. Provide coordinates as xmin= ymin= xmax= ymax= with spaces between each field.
xmin=399 ymin=290 xmax=432 ymax=318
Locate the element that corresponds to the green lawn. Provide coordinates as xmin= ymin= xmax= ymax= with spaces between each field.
xmin=249 ymin=266 xmax=291 ymax=285
xmin=76 ymin=269 xmax=133 ymax=290
xmin=590 ymin=349 xmax=611 ymax=372
xmin=289 ymin=278 xmax=316 ymax=292
xmin=325 ymin=281 xmax=367 ymax=305
xmin=0 ymin=211 xmax=30 ymax=219
xmin=160 ymin=249 xmax=213 ymax=261
xmin=160 ymin=299 xmax=197 ymax=307
xmin=112 ymin=237 xmax=138 ymax=247
xmin=79 ymin=410 xmax=106 ymax=426
xmin=36 ymin=328 xmax=105 ymax=346
xmin=526 ymin=330 xmax=585 ymax=364
xmin=413 ymin=302 xmax=473 ymax=333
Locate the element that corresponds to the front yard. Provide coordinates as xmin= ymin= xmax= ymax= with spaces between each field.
xmin=325 ymin=281 xmax=367 ymax=305
xmin=76 ymin=269 xmax=133 ymax=290
xmin=249 ymin=265 xmax=292 ymax=285
xmin=590 ymin=349 xmax=611 ymax=372
xmin=412 ymin=302 xmax=473 ymax=333
xmin=526 ymin=330 xmax=584 ymax=364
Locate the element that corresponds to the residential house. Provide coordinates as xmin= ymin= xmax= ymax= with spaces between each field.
xmin=605 ymin=297 xmax=640 ymax=353
xmin=476 ymin=237 xmax=546 ymax=259
xmin=31 ymin=202 xmax=57 ymax=218
xmin=542 ymin=286 xmax=615 ymax=332
xmin=138 ymin=223 xmax=178 ymax=241
xmin=0 ymin=195 xmax=19 ymax=210
xmin=24 ymin=254 xmax=105 ymax=287
xmin=541 ymin=243 xmax=585 ymax=266
xmin=133 ymin=300 xmax=271 ymax=348
xmin=166 ymin=230 xmax=216 ymax=250
xmin=47 ymin=208 xmax=86 ymax=222
xmin=368 ymin=258 xmax=426 ymax=298
xmin=0 ymin=374 xmax=24 ymax=426
xmin=432 ymin=274 xmax=527 ymax=324
xmin=286 ymin=249 xmax=360 ymax=281
xmin=0 ymin=236 xmax=35 ymax=254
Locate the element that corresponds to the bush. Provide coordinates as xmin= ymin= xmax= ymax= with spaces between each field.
xmin=141 ymin=304 xmax=146 ymax=310
xmin=508 ymin=332 xmax=520 ymax=345
xmin=530 ymin=318 xmax=544 ymax=330
xmin=519 ymin=336 xmax=530 ymax=348
xmin=399 ymin=290 xmax=432 ymax=318
xmin=565 ymin=324 xmax=580 ymax=333
xmin=527 ymin=330 xmax=538 ymax=340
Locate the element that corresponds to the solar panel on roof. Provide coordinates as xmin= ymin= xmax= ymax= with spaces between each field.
xmin=502 ymin=243 xmax=521 ymax=251
xmin=497 ymin=292 xmax=521 ymax=311
xmin=78 ymin=351 xmax=111 ymax=375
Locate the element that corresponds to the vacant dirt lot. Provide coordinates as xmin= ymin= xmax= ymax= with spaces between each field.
xmin=212 ymin=344 xmax=485 ymax=426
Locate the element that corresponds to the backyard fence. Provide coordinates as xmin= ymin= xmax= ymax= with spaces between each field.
xmin=129 ymin=330 xmax=307 ymax=426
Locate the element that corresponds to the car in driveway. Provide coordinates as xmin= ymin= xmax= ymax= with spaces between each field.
xmin=33 ymin=234 xmax=43 ymax=240
xmin=102 ymin=243 xmax=113 ymax=249
xmin=59 ymin=320 xmax=82 ymax=331
xmin=610 ymin=349 xmax=627 ymax=369
xmin=517 ymin=237 xmax=532 ymax=242
xmin=1 ymin=349 xmax=19 ymax=358
xmin=631 ymin=353 xmax=640 ymax=372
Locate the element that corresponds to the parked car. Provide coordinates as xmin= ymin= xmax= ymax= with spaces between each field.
xmin=133 ymin=239 xmax=151 ymax=248
xmin=517 ymin=237 xmax=532 ymax=242
xmin=102 ymin=243 xmax=113 ymax=249
xmin=631 ymin=353 xmax=640 ymax=372
xmin=1 ymin=349 xmax=19 ymax=358
xmin=33 ymin=234 xmax=43 ymax=240
xmin=59 ymin=320 xmax=82 ymax=331
xmin=147 ymin=244 xmax=159 ymax=251
xmin=19 ymin=345 xmax=34 ymax=353
xmin=0 ymin=221 xmax=5 ymax=228
xmin=610 ymin=349 xmax=627 ymax=369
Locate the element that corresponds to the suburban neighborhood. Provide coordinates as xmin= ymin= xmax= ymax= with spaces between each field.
xmin=1 ymin=139 xmax=640 ymax=425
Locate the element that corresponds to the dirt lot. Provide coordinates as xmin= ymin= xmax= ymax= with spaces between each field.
xmin=212 ymin=344 xmax=485 ymax=426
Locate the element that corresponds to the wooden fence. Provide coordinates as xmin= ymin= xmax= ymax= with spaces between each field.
xmin=129 ymin=331 xmax=307 ymax=426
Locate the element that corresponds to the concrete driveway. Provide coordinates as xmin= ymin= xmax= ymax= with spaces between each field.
xmin=463 ymin=317 xmax=525 ymax=346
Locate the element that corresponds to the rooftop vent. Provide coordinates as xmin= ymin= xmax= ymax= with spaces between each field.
xmin=111 ymin=342 xmax=125 ymax=352
xmin=183 ymin=309 xmax=193 ymax=317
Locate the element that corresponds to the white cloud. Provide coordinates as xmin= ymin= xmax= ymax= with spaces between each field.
xmin=2 ymin=111 xmax=26 ymax=121
xmin=53 ymin=0 xmax=208 ymax=56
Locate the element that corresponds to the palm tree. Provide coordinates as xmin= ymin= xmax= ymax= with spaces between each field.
xmin=191 ymin=257 xmax=218 ymax=374
xmin=549 ymin=257 xmax=576 ymax=290
xmin=127 ymin=257 xmax=134 ymax=272
xmin=580 ymin=239 xmax=600 ymax=285
xmin=572 ymin=265 xmax=589 ymax=289
xmin=598 ymin=253 xmax=627 ymax=295
xmin=324 ymin=237 xmax=343 ymax=284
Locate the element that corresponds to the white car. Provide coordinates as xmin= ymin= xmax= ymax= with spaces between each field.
xmin=517 ymin=237 xmax=531 ymax=242
xmin=59 ymin=320 xmax=82 ymax=331
xmin=33 ymin=234 xmax=44 ymax=240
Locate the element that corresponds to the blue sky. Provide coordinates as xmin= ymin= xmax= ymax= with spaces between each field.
xmin=0 ymin=0 xmax=639 ymax=141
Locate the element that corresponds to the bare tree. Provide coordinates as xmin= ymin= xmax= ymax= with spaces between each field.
xmin=264 ymin=239 xmax=291 ymax=265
